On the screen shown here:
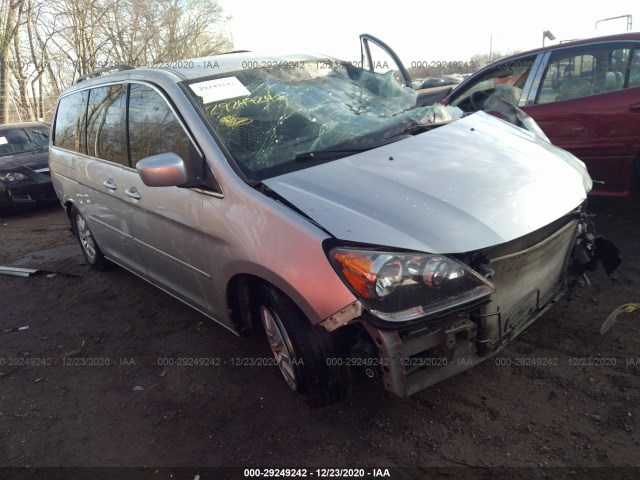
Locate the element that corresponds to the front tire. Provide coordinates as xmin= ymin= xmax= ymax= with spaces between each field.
xmin=259 ymin=285 xmax=350 ymax=407
xmin=71 ymin=206 xmax=110 ymax=271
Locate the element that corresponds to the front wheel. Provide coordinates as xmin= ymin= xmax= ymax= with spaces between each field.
xmin=71 ymin=206 xmax=110 ymax=271
xmin=259 ymin=285 xmax=350 ymax=407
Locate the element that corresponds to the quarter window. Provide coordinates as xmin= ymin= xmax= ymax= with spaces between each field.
xmin=54 ymin=91 xmax=88 ymax=153
xmin=128 ymin=84 xmax=191 ymax=167
xmin=86 ymin=84 xmax=128 ymax=165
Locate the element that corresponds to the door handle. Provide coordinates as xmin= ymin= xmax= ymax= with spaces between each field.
xmin=102 ymin=178 xmax=117 ymax=190
xmin=124 ymin=187 xmax=141 ymax=200
xmin=630 ymin=103 xmax=640 ymax=112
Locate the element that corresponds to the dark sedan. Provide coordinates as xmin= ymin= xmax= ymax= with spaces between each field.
xmin=0 ymin=122 xmax=57 ymax=214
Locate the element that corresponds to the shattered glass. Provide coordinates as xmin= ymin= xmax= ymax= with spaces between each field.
xmin=188 ymin=62 xmax=462 ymax=180
xmin=483 ymin=84 xmax=550 ymax=143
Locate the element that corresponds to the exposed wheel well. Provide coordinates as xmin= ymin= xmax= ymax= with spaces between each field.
xmin=226 ymin=274 xmax=272 ymax=337
xmin=226 ymin=274 xmax=358 ymax=344
xmin=63 ymin=201 xmax=74 ymax=223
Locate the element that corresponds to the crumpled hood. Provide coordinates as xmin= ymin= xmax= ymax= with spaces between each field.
xmin=263 ymin=112 xmax=590 ymax=254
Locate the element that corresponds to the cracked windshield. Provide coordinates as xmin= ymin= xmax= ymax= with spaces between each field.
xmin=188 ymin=61 xmax=461 ymax=180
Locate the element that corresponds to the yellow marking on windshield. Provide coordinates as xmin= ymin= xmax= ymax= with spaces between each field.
xmin=219 ymin=115 xmax=253 ymax=127
xmin=207 ymin=94 xmax=286 ymax=116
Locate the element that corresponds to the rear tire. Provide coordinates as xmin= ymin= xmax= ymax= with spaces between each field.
xmin=71 ymin=206 xmax=110 ymax=271
xmin=258 ymin=284 xmax=350 ymax=407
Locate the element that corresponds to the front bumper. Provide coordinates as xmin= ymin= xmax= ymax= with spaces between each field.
xmin=364 ymin=217 xmax=581 ymax=398
xmin=0 ymin=175 xmax=57 ymax=212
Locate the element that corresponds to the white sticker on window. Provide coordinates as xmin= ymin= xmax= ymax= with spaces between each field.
xmin=0 ymin=137 xmax=7 ymax=145
xmin=189 ymin=77 xmax=251 ymax=104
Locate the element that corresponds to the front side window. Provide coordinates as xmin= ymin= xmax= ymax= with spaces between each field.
xmin=128 ymin=84 xmax=191 ymax=167
xmin=536 ymin=46 xmax=631 ymax=104
xmin=54 ymin=91 xmax=88 ymax=153
xmin=86 ymin=84 xmax=128 ymax=165
xmin=449 ymin=58 xmax=534 ymax=111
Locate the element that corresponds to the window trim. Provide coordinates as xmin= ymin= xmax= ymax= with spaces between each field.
xmin=53 ymin=80 xmax=204 ymax=168
xmin=52 ymin=79 xmax=225 ymax=198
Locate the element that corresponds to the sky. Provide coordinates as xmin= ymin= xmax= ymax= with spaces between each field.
xmin=219 ymin=0 xmax=639 ymax=64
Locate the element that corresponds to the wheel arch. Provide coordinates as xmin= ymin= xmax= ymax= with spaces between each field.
xmin=223 ymin=252 xmax=357 ymax=334
xmin=225 ymin=272 xmax=316 ymax=337
xmin=226 ymin=273 xmax=263 ymax=336
xmin=228 ymin=272 xmax=353 ymax=406
xmin=62 ymin=199 xmax=78 ymax=225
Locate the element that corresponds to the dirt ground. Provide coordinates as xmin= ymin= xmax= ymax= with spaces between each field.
xmin=1 ymin=198 xmax=639 ymax=479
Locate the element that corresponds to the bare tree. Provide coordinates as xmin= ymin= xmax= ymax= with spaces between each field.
xmin=45 ymin=0 xmax=113 ymax=78
xmin=24 ymin=0 xmax=50 ymax=119
xmin=2 ymin=0 xmax=231 ymax=123
xmin=102 ymin=0 xmax=232 ymax=66
xmin=0 ymin=0 xmax=26 ymax=123
xmin=11 ymin=0 xmax=34 ymax=121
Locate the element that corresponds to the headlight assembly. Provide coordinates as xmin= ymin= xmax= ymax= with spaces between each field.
xmin=0 ymin=172 xmax=29 ymax=182
xmin=329 ymin=248 xmax=495 ymax=322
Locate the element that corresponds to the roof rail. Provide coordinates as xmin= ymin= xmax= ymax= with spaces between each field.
xmin=75 ymin=64 xmax=135 ymax=84
xmin=219 ymin=50 xmax=251 ymax=55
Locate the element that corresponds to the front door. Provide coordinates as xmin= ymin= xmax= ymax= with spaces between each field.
xmin=121 ymin=82 xmax=215 ymax=313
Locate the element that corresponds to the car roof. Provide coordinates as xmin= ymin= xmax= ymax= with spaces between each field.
xmin=486 ymin=32 xmax=640 ymax=65
xmin=167 ymin=52 xmax=333 ymax=79
xmin=66 ymin=52 xmax=336 ymax=91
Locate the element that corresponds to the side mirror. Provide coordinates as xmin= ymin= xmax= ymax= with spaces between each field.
xmin=136 ymin=152 xmax=188 ymax=187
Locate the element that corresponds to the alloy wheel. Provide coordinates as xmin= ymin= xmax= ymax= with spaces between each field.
xmin=260 ymin=305 xmax=299 ymax=390
xmin=76 ymin=214 xmax=97 ymax=262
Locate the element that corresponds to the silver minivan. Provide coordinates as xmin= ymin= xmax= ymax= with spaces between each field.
xmin=50 ymin=53 xmax=617 ymax=406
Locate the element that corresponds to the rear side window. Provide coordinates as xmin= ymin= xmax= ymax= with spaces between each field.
xmin=54 ymin=91 xmax=88 ymax=152
xmin=536 ymin=45 xmax=632 ymax=104
xmin=128 ymin=84 xmax=191 ymax=167
xmin=86 ymin=84 xmax=128 ymax=165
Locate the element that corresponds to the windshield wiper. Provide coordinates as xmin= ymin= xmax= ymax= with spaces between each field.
xmin=294 ymin=148 xmax=370 ymax=162
xmin=385 ymin=122 xmax=446 ymax=140
xmin=294 ymin=134 xmax=418 ymax=162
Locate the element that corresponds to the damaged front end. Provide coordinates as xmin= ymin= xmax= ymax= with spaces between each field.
xmin=322 ymin=206 xmax=619 ymax=398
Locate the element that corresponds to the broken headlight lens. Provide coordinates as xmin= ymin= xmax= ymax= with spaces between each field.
xmin=329 ymin=248 xmax=495 ymax=322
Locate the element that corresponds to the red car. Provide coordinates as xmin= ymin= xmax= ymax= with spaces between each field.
xmin=442 ymin=33 xmax=640 ymax=197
